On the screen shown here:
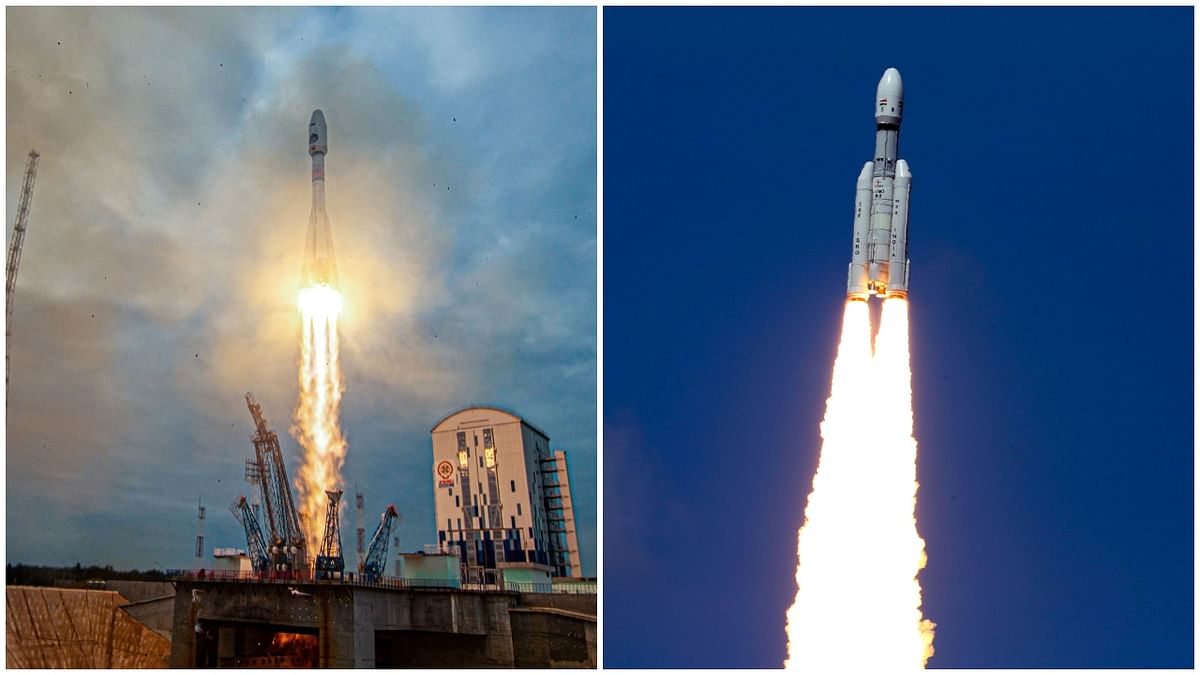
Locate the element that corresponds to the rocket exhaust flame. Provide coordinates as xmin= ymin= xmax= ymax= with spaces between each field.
xmin=294 ymin=284 xmax=345 ymax=558
xmin=785 ymin=298 xmax=934 ymax=670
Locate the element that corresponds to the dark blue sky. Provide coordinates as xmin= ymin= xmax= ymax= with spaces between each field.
xmin=604 ymin=7 xmax=1192 ymax=669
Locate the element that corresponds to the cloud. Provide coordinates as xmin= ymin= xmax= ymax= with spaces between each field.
xmin=602 ymin=412 xmax=693 ymax=576
xmin=7 ymin=291 xmax=130 ymax=510
xmin=6 ymin=7 xmax=596 ymax=574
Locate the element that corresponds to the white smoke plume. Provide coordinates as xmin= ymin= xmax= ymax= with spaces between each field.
xmin=786 ymin=299 xmax=934 ymax=670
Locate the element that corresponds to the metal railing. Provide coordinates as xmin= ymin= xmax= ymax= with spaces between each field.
xmin=554 ymin=583 xmax=596 ymax=595
xmin=504 ymin=582 xmax=554 ymax=593
xmin=167 ymin=569 xmax=594 ymax=595
xmin=505 ymin=582 xmax=596 ymax=594
xmin=169 ymin=569 xmax=461 ymax=591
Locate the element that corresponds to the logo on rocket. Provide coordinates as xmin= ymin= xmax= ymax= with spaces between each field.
xmin=847 ymin=68 xmax=911 ymax=301
xmin=302 ymin=109 xmax=339 ymax=289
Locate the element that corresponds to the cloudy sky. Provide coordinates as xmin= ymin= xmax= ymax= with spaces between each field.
xmin=5 ymin=6 xmax=596 ymax=575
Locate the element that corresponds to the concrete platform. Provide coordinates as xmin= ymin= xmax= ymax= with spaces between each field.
xmin=170 ymin=577 xmax=594 ymax=668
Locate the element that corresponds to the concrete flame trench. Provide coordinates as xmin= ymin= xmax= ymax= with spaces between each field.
xmin=170 ymin=580 xmax=595 ymax=668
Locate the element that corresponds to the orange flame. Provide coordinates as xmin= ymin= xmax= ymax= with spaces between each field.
xmin=269 ymin=631 xmax=317 ymax=665
xmin=293 ymin=284 xmax=346 ymax=559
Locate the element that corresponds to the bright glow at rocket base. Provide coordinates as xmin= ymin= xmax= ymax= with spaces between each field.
xmin=785 ymin=298 xmax=935 ymax=669
xmin=294 ymin=283 xmax=346 ymax=558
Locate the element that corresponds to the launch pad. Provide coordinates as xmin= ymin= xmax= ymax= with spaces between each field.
xmin=171 ymin=575 xmax=595 ymax=668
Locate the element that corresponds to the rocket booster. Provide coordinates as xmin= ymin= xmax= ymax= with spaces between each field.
xmin=847 ymin=68 xmax=911 ymax=301
xmin=302 ymin=109 xmax=339 ymax=289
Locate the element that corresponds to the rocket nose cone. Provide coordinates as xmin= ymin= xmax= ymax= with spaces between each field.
xmin=308 ymin=109 xmax=328 ymax=155
xmin=876 ymin=68 xmax=903 ymax=100
xmin=875 ymin=67 xmax=903 ymax=123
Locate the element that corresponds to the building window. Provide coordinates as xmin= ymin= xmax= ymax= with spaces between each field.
xmin=528 ymin=527 xmax=534 ymax=538
xmin=447 ymin=519 xmax=452 ymax=532
xmin=479 ymin=456 xmax=483 ymax=468
xmin=511 ymin=516 xmax=516 ymax=529
xmin=457 ymin=431 xmax=470 ymax=466
xmin=517 ymin=503 xmax=522 ymax=516
xmin=458 ymin=518 xmax=463 ymax=530
xmin=448 ymin=487 xmax=453 ymax=496
xmin=455 ymin=495 xmax=460 ymax=507
xmin=510 ymin=479 xmax=516 ymax=492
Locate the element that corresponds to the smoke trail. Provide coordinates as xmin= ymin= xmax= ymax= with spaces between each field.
xmin=293 ymin=284 xmax=346 ymax=560
xmin=785 ymin=298 xmax=934 ymax=669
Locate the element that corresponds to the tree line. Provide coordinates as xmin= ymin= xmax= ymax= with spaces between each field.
xmin=6 ymin=562 xmax=168 ymax=587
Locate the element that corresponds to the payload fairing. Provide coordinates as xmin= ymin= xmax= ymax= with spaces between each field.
xmin=303 ymin=109 xmax=339 ymax=288
xmin=847 ymin=68 xmax=911 ymax=301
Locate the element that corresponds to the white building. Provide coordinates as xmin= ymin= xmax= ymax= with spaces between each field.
xmin=431 ymin=406 xmax=582 ymax=584
xmin=211 ymin=547 xmax=252 ymax=573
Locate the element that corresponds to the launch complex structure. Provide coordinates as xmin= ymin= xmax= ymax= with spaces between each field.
xmin=229 ymin=392 xmax=398 ymax=583
xmin=218 ymin=110 xmax=393 ymax=583
xmin=165 ymin=107 xmax=595 ymax=668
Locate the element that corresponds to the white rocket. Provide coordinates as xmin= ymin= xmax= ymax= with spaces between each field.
xmin=847 ymin=68 xmax=911 ymax=301
xmin=302 ymin=109 xmax=338 ymax=288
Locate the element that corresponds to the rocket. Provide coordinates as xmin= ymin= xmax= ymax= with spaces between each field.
xmin=847 ymin=68 xmax=910 ymax=301
xmin=302 ymin=109 xmax=339 ymax=289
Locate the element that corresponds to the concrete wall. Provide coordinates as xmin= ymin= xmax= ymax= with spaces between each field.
xmin=121 ymin=595 xmax=175 ymax=640
xmin=105 ymin=580 xmax=175 ymax=603
xmin=170 ymin=581 xmax=349 ymax=667
xmin=374 ymin=631 xmax=488 ymax=667
xmin=169 ymin=581 xmax=560 ymax=668
xmin=519 ymin=591 xmax=597 ymax=616
xmin=510 ymin=608 xmax=597 ymax=668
